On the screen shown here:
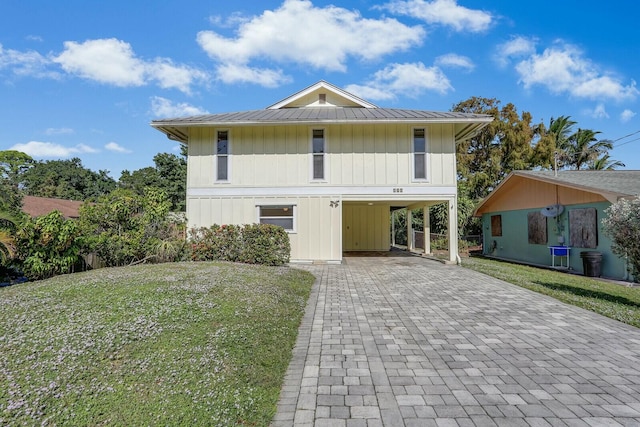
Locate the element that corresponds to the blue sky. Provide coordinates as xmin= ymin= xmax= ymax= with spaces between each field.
xmin=1 ymin=0 xmax=639 ymax=177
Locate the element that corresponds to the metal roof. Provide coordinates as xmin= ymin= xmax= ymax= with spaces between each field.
xmin=151 ymin=107 xmax=493 ymax=143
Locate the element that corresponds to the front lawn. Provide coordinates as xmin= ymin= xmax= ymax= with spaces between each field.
xmin=463 ymin=256 xmax=640 ymax=327
xmin=0 ymin=262 xmax=314 ymax=426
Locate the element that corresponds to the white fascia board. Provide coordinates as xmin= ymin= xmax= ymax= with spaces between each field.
xmin=266 ymin=81 xmax=378 ymax=110
xmin=187 ymin=185 xmax=456 ymax=198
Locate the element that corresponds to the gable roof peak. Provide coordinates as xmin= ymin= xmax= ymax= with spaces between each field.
xmin=267 ymin=80 xmax=378 ymax=110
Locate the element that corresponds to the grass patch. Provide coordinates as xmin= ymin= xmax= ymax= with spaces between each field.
xmin=463 ymin=256 xmax=640 ymax=327
xmin=0 ymin=262 xmax=314 ymax=426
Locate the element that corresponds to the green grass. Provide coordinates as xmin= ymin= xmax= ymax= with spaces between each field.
xmin=0 ymin=262 xmax=314 ymax=426
xmin=463 ymin=256 xmax=640 ymax=327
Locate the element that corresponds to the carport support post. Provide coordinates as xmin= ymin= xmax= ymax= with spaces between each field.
xmin=406 ymin=209 xmax=413 ymax=252
xmin=423 ymin=206 xmax=431 ymax=255
xmin=448 ymin=198 xmax=458 ymax=263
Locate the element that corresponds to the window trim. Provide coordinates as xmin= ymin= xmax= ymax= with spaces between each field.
xmin=257 ymin=204 xmax=296 ymax=233
xmin=411 ymin=127 xmax=429 ymax=182
xmin=309 ymin=127 xmax=327 ymax=182
xmin=215 ymin=129 xmax=230 ymax=183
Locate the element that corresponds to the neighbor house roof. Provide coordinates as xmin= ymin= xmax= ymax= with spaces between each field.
xmin=22 ymin=195 xmax=83 ymax=219
xmin=151 ymin=81 xmax=492 ymax=144
xmin=474 ymin=170 xmax=640 ymax=216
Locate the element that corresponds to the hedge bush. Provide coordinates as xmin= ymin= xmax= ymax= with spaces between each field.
xmin=189 ymin=223 xmax=290 ymax=266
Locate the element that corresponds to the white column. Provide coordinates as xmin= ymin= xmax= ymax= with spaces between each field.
xmin=406 ymin=209 xmax=413 ymax=251
xmin=423 ymin=205 xmax=431 ymax=255
xmin=448 ymin=197 xmax=458 ymax=263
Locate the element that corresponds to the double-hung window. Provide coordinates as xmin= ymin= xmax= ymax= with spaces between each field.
xmin=413 ymin=128 xmax=427 ymax=180
xmin=312 ymin=129 xmax=325 ymax=180
xmin=216 ymin=130 xmax=229 ymax=181
xmin=258 ymin=205 xmax=295 ymax=232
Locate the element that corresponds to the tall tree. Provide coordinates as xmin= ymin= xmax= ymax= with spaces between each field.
xmin=589 ymin=154 xmax=625 ymax=170
xmin=0 ymin=150 xmax=34 ymax=190
xmin=565 ymin=129 xmax=614 ymax=170
xmin=532 ymin=115 xmax=577 ymax=169
xmin=453 ymin=97 xmax=537 ymax=200
xmin=118 ymin=149 xmax=187 ymax=212
xmin=22 ymin=158 xmax=116 ymax=201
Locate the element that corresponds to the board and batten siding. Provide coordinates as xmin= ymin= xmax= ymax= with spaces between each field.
xmin=187 ymin=195 xmax=342 ymax=262
xmin=186 ymin=124 xmax=457 ymax=188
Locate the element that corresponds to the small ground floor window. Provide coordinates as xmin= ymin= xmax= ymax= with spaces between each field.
xmin=258 ymin=205 xmax=295 ymax=232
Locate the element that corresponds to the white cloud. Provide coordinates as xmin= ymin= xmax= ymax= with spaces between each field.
xmin=495 ymin=36 xmax=536 ymax=67
xmin=588 ymin=103 xmax=609 ymax=119
xmin=514 ymin=41 xmax=639 ymax=102
xmin=105 ymin=142 xmax=132 ymax=153
xmin=621 ymin=109 xmax=636 ymax=123
xmin=52 ymin=38 xmax=208 ymax=93
xmin=380 ymin=0 xmax=493 ymax=32
xmin=197 ymin=0 xmax=424 ymax=86
xmin=345 ymin=62 xmax=452 ymax=101
xmin=435 ymin=53 xmax=474 ymax=71
xmin=216 ymin=63 xmax=290 ymax=87
xmin=10 ymin=141 xmax=97 ymax=158
xmin=150 ymin=96 xmax=209 ymax=118
xmin=44 ymin=127 xmax=74 ymax=135
xmin=0 ymin=43 xmax=58 ymax=78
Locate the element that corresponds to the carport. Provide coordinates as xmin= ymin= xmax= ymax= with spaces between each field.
xmin=341 ymin=195 xmax=459 ymax=263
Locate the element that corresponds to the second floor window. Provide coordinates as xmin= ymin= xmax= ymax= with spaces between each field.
xmin=216 ymin=130 xmax=229 ymax=181
xmin=413 ymin=128 xmax=427 ymax=180
xmin=312 ymin=129 xmax=325 ymax=180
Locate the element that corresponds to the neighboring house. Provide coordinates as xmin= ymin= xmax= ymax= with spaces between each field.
xmin=474 ymin=170 xmax=640 ymax=281
xmin=22 ymin=195 xmax=83 ymax=219
xmin=151 ymin=81 xmax=491 ymax=263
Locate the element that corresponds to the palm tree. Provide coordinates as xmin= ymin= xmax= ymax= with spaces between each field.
xmin=565 ymin=129 xmax=614 ymax=170
xmin=0 ymin=212 xmax=17 ymax=264
xmin=533 ymin=116 xmax=576 ymax=169
xmin=589 ymin=154 xmax=626 ymax=170
xmin=0 ymin=230 xmax=15 ymax=263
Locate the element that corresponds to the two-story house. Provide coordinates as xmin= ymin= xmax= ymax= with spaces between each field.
xmin=151 ymin=81 xmax=491 ymax=263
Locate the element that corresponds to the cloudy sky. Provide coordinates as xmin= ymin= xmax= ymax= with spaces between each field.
xmin=1 ymin=0 xmax=638 ymax=176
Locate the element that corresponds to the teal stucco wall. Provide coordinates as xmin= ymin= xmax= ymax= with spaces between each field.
xmin=481 ymin=202 xmax=629 ymax=280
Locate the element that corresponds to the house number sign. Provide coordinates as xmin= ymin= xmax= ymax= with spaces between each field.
xmin=392 ymin=188 xmax=404 ymax=193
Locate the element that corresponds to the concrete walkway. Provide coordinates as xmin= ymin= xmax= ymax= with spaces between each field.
xmin=271 ymin=255 xmax=640 ymax=427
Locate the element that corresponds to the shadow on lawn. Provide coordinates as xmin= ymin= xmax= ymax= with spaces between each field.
xmin=533 ymin=281 xmax=640 ymax=308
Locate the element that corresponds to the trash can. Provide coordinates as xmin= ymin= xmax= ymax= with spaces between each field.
xmin=580 ymin=251 xmax=603 ymax=277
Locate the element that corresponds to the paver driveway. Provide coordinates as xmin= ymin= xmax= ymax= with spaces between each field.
xmin=272 ymin=255 xmax=640 ymax=427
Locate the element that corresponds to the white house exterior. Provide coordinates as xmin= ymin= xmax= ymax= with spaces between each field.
xmin=151 ymin=81 xmax=491 ymax=263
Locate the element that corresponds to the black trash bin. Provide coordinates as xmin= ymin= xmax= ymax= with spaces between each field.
xmin=580 ymin=251 xmax=603 ymax=277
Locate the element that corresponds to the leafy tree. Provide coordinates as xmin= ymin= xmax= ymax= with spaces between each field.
xmin=119 ymin=149 xmax=187 ymax=211
xmin=22 ymin=158 xmax=116 ymax=201
xmin=0 ymin=179 xmax=23 ymax=215
xmin=602 ymin=197 xmax=640 ymax=282
xmin=453 ymin=97 xmax=536 ymax=200
xmin=79 ymin=188 xmax=184 ymax=267
xmin=15 ymin=211 xmax=82 ymax=280
xmin=0 ymin=150 xmax=34 ymax=190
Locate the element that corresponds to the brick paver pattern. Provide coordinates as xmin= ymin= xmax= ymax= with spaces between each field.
xmin=271 ymin=255 xmax=640 ymax=427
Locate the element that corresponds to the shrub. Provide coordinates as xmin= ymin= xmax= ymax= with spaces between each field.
xmin=15 ymin=211 xmax=82 ymax=280
xmin=240 ymin=223 xmax=290 ymax=266
xmin=79 ymin=188 xmax=185 ymax=267
xmin=602 ymin=197 xmax=640 ymax=282
xmin=189 ymin=223 xmax=290 ymax=266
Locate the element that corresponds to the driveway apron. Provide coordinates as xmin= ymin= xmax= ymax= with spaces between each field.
xmin=271 ymin=256 xmax=640 ymax=427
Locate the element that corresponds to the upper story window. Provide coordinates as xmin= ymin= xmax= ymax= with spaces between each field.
xmin=312 ymin=129 xmax=325 ymax=181
xmin=413 ymin=128 xmax=427 ymax=180
xmin=216 ymin=130 xmax=229 ymax=181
